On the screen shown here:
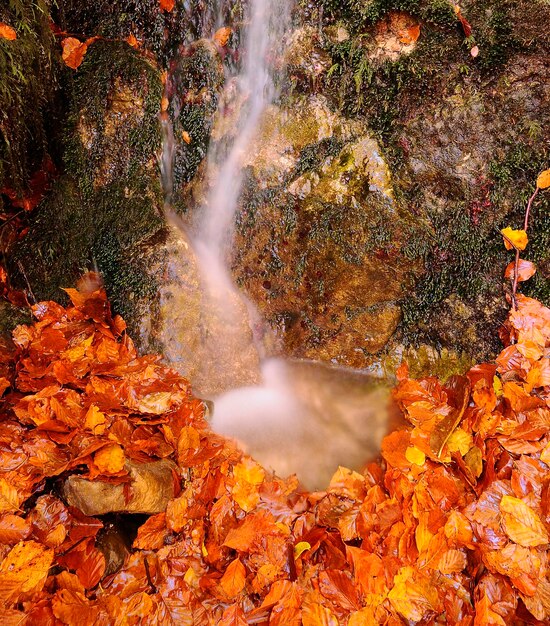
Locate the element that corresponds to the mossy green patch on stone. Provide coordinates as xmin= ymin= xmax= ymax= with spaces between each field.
xmin=0 ymin=0 xmax=57 ymax=199
xmin=10 ymin=41 xmax=165 ymax=335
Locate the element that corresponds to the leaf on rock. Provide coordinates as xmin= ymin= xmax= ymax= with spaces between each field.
xmin=93 ymin=443 xmax=125 ymax=475
xmin=159 ymin=0 xmax=175 ymax=12
xmin=61 ymin=37 xmax=96 ymax=70
xmin=213 ymin=26 xmax=232 ymax=47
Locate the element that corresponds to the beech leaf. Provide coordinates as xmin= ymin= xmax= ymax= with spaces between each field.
xmin=500 ymin=495 xmax=549 ymax=547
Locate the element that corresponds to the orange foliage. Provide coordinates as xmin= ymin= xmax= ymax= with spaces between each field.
xmin=0 ymin=272 xmax=548 ymax=623
xmin=0 ymin=23 xmax=17 ymax=40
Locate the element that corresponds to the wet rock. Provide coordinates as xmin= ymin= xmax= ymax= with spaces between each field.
xmin=96 ymin=523 xmax=131 ymax=577
xmin=62 ymin=459 xmax=177 ymax=516
xmin=139 ymin=224 xmax=261 ymax=397
xmin=284 ymin=27 xmax=332 ymax=86
xmin=227 ymin=96 xmax=414 ymax=367
xmin=399 ymin=52 xmax=550 ymax=358
xmin=368 ymin=11 xmax=421 ymax=62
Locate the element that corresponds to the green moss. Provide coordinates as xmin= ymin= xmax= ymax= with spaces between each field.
xmin=489 ymin=144 xmax=550 ymax=305
xmin=317 ymin=0 xmax=456 ymax=32
xmin=0 ymin=0 xmax=57 ymax=198
xmin=0 ymin=302 xmax=31 ymax=337
xmin=10 ymin=41 xmax=165 ymax=331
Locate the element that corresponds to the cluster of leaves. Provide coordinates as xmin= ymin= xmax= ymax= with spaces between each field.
xmin=0 ymin=243 xmax=548 ymax=626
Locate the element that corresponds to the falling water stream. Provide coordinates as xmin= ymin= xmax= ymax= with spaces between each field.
xmin=162 ymin=0 xmax=393 ymax=489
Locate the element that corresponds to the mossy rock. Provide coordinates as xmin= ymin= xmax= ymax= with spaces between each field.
xmin=0 ymin=0 xmax=58 ymax=200
xmin=9 ymin=41 xmax=165 ymax=336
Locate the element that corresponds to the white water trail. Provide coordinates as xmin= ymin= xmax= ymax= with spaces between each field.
xmin=194 ymin=0 xmax=290 ymax=302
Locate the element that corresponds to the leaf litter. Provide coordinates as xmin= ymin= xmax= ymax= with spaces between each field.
xmin=0 ymin=270 xmax=548 ymax=623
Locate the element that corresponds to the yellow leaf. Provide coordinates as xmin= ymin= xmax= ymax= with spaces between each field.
xmin=405 ymin=445 xmax=425 ymax=466
xmin=63 ymin=334 xmax=93 ymax=362
xmin=232 ymin=458 xmax=265 ymax=512
xmin=536 ymin=169 xmax=550 ymax=189
xmin=0 ymin=479 xmax=21 ymax=513
xmin=447 ymin=428 xmax=473 ymax=456
xmin=220 ymin=558 xmax=246 ymax=598
xmin=0 ymin=540 xmax=53 ymax=604
xmin=84 ymin=404 xmax=106 ymax=435
xmin=500 ymin=495 xmax=548 ymax=547
xmin=233 ymin=457 xmax=265 ymax=486
xmin=184 ymin=566 xmax=198 ymax=587
xmin=501 ymin=227 xmax=528 ymax=251
xmin=493 ymin=375 xmax=503 ymax=397
xmin=294 ymin=541 xmax=311 ymax=559
xmin=94 ymin=443 xmax=125 ymax=474
xmin=388 ymin=566 xmax=439 ymax=622
xmin=541 ymin=440 xmax=550 ymax=465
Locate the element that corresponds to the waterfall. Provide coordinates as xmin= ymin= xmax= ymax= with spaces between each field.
xmin=162 ymin=0 xmax=391 ymax=490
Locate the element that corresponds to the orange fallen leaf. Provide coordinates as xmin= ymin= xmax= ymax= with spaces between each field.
xmin=0 ymin=540 xmax=53 ymax=604
xmin=61 ymin=37 xmax=98 ymax=70
xmin=126 ymin=34 xmax=139 ymax=48
xmin=454 ymin=5 xmax=472 ymax=37
xmin=0 ymin=515 xmax=31 ymax=545
xmin=504 ymin=259 xmax=536 ymax=282
xmin=213 ymin=26 xmax=232 ymax=47
xmin=0 ymin=23 xmax=17 ymax=40
xmin=0 ymin=479 xmax=21 ymax=514
xmin=159 ymin=0 xmax=175 ymax=12
xmin=220 ymin=558 xmax=246 ymax=598
xmin=499 ymin=495 xmax=548 ymax=547
xmin=93 ymin=443 xmax=125 ymax=474
xmin=181 ymin=130 xmax=191 ymax=144
xmin=399 ymin=24 xmax=420 ymax=44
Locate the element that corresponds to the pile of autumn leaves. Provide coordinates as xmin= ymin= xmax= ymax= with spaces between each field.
xmin=0 ymin=274 xmax=548 ymax=625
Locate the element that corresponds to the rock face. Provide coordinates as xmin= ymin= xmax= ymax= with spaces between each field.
xmin=3 ymin=0 xmax=549 ymax=382
xmin=139 ymin=224 xmax=261 ymax=397
xmin=229 ymin=96 xmax=413 ymax=367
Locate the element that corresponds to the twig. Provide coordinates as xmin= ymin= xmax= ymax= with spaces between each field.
xmin=144 ymin=556 xmax=157 ymax=594
xmin=17 ymin=260 xmax=36 ymax=304
xmin=511 ymin=187 xmax=540 ymax=310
